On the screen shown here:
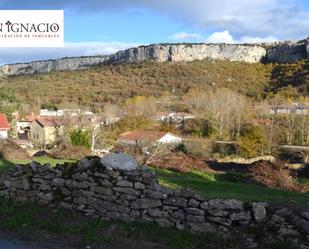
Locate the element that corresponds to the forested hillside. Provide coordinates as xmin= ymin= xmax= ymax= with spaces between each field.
xmin=0 ymin=59 xmax=308 ymax=112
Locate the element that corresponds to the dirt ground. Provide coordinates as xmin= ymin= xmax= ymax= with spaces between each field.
xmin=0 ymin=140 xmax=30 ymax=160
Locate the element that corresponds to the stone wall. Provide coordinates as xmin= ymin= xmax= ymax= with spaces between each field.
xmin=0 ymin=154 xmax=308 ymax=247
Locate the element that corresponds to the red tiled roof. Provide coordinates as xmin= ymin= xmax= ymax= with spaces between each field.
xmin=35 ymin=117 xmax=64 ymax=127
xmin=0 ymin=113 xmax=10 ymax=129
xmin=119 ymin=131 xmax=169 ymax=142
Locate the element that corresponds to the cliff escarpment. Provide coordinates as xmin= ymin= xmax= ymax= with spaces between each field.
xmin=0 ymin=38 xmax=308 ymax=77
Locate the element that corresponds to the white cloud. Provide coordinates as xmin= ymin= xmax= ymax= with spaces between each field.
xmin=0 ymin=41 xmax=137 ymax=65
xmin=240 ymin=36 xmax=278 ymax=43
xmin=171 ymin=32 xmax=202 ymax=41
xmin=206 ymin=30 xmax=235 ymax=43
xmin=206 ymin=30 xmax=278 ymax=44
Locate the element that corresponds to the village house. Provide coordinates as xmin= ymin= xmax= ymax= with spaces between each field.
xmin=269 ymin=104 xmax=309 ymax=115
xmin=118 ymin=131 xmax=182 ymax=146
xmin=16 ymin=113 xmax=38 ymax=140
xmin=30 ymin=117 xmax=64 ymax=147
xmin=155 ymin=112 xmax=195 ymax=122
xmin=40 ymin=109 xmax=94 ymax=117
xmin=0 ymin=113 xmax=10 ymax=139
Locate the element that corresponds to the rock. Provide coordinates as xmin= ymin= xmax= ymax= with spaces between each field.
xmin=113 ymin=187 xmax=141 ymax=196
xmin=206 ymin=217 xmax=232 ymax=227
xmin=100 ymin=153 xmax=138 ymax=171
xmin=290 ymin=216 xmax=309 ymax=234
xmin=131 ymin=198 xmax=162 ymax=209
xmin=229 ymin=211 xmax=251 ymax=222
xmin=163 ymin=197 xmax=187 ymax=207
xmin=187 ymin=222 xmax=216 ymax=233
xmin=170 ymin=210 xmax=185 ymax=220
xmin=51 ymin=178 xmax=65 ymax=187
xmin=207 ymin=209 xmax=229 ymax=217
xmin=187 ymin=215 xmax=205 ymax=223
xmin=144 ymin=190 xmax=167 ymax=199
xmin=93 ymin=187 xmax=113 ymax=196
xmin=251 ymin=202 xmax=268 ymax=222
xmin=267 ymin=40 xmax=307 ymax=63
xmin=278 ymin=224 xmax=300 ymax=237
xmin=188 ymin=198 xmax=200 ymax=208
xmin=208 ymin=199 xmax=243 ymax=210
xmin=148 ymin=209 xmax=168 ymax=218
xmin=134 ymin=182 xmax=145 ymax=190
xmin=21 ymin=178 xmax=30 ymax=190
xmin=116 ymin=180 xmax=133 ymax=188
xmin=301 ymin=212 xmax=309 ymax=221
xmin=275 ymin=208 xmax=293 ymax=217
xmin=185 ymin=208 xmax=205 ymax=216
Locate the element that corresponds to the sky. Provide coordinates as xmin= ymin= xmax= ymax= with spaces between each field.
xmin=0 ymin=0 xmax=309 ymax=64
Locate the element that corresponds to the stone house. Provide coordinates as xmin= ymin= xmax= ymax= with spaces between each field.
xmin=0 ymin=113 xmax=10 ymax=139
xmin=118 ymin=131 xmax=182 ymax=146
xmin=30 ymin=117 xmax=64 ymax=147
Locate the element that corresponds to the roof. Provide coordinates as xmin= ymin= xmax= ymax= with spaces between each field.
xmin=23 ymin=113 xmax=38 ymax=122
xmin=35 ymin=117 xmax=64 ymax=127
xmin=119 ymin=131 xmax=178 ymax=142
xmin=0 ymin=114 xmax=9 ymax=129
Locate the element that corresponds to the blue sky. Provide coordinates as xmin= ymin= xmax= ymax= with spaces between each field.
xmin=0 ymin=0 xmax=308 ymax=64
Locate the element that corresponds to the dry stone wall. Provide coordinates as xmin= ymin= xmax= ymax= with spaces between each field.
xmin=0 ymin=154 xmax=308 ymax=248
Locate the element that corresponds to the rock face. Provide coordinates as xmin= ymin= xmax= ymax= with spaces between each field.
xmin=106 ymin=43 xmax=267 ymax=64
xmin=266 ymin=39 xmax=308 ymax=63
xmin=0 ymin=155 xmax=308 ymax=248
xmin=0 ymin=38 xmax=308 ymax=77
xmin=0 ymin=56 xmax=108 ymax=77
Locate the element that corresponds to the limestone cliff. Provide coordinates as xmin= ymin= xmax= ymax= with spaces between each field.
xmin=0 ymin=38 xmax=308 ymax=77
xmin=0 ymin=56 xmax=108 ymax=77
xmin=106 ymin=43 xmax=267 ymax=64
xmin=266 ymin=39 xmax=308 ymax=63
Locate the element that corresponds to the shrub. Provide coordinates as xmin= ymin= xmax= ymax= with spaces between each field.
xmin=239 ymin=125 xmax=267 ymax=158
xmin=249 ymin=160 xmax=301 ymax=192
xmin=70 ymin=128 xmax=91 ymax=149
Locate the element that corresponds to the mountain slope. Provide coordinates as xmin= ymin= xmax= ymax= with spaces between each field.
xmin=2 ymin=59 xmax=307 ymax=112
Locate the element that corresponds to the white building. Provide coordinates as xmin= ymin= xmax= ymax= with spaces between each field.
xmin=0 ymin=113 xmax=10 ymax=139
xmin=118 ymin=131 xmax=182 ymax=146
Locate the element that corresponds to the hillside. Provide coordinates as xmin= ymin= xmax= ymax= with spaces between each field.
xmin=0 ymin=59 xmax=308 ymax=112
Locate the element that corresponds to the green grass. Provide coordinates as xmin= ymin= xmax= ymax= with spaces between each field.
xmin=155 ymin=168 xmax=309 ymax=204
xmin=0 ymin=157 xmax=75 ymax=173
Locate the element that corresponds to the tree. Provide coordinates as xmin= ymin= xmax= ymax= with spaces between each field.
xmin=239 ymin=125 xmax=268 ymax=158
xmin=0 ymin=88 xmax=19 ymax=121
xmin=185 ymin=87 xmax=252 ymax=139
xmin=124 ymin=96 xmax=157 ymax=117
xmin=70 ymin=128 xmax=91 ymax=148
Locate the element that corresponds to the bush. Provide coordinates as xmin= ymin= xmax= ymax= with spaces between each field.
xmin=249 ymin=160 xmax=301 ymax=192
xmin=239 ymin=125 xmax=267 ymax=158
xmin=70 ymin=128 xmax=91 ymax=149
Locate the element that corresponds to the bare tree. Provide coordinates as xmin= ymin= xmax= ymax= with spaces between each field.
xmin=185 ymin=88 xmax=251 ymax=139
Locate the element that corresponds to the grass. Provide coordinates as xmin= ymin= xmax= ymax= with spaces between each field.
xmin=0 ymin=157 xmax=75 ymax=173
xmin=154 ymin=168 xmax=309 ymax=204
